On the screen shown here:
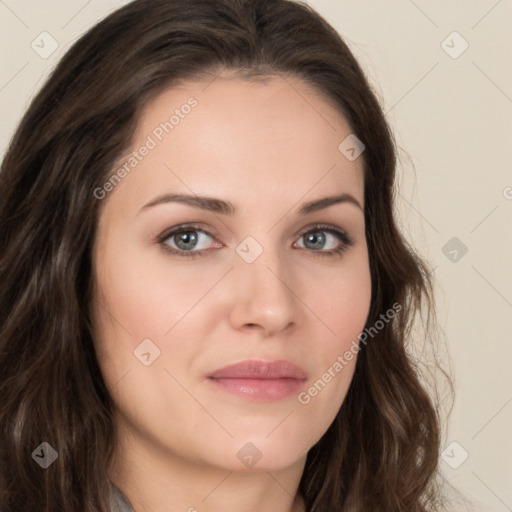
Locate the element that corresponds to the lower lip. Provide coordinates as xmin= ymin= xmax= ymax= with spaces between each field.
xmin=208 ymin=377 xmax=305 ymax=401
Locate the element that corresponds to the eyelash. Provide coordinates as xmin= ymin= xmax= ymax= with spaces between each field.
xmin=157 ymin=223 xmax=354 ymax=259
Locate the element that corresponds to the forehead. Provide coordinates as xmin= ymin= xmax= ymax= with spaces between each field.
xmin=107 ymin=74 xmax=364 ymax=215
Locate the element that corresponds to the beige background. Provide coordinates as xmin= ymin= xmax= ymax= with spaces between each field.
xmin=1 ymin=1 xmax=511 ymax=510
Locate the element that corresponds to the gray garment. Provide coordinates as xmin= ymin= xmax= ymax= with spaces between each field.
xmin=110 ymin=483 xmax=136 ymax=512
xmin=0 ymin=484 xmax=135 ymax=512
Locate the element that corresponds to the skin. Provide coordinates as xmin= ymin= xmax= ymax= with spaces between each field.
xmin=91 ymin=72 xmax=372 ymax=512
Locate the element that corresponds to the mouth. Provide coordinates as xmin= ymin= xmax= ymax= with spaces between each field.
xmin=207 ymin=359 xmax=308 ymax=401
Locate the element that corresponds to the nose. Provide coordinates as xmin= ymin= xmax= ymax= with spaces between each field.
xmin=227 ymin=245 xmax=301 ymax=337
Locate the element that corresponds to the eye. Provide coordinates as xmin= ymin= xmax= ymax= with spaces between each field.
xmin=294 ymin=224 xmax=353 ymax=257
xmin=157 ymin=223 xmax=353 ymax=258
xmin=159 ymin=224 xmax=218 ymax=258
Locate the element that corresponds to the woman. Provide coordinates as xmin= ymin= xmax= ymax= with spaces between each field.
xmin=0 ymin=0 xmax=450 ymax=510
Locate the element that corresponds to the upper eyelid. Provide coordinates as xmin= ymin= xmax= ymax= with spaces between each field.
xmin=158 ymin=223 xmax=219 ymax=241
xmin=159 ymin=223 xmax=352 ymax=247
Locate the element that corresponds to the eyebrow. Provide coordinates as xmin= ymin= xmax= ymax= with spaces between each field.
xmin=138 ymin=192 xmax=363 ymax=216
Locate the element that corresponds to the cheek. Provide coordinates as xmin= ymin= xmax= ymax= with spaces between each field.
xmin=91 ymin=238 xmax=226 ymax=400
xmin=317 ymin=251 xmax=372 ymax=352
xmin=91 ymin=251 xmax=206 ymax=442
xmin=296 ymin=254 xmax=371 ymax=420
xmin=94 ymin=240 xmax=216 ymax=340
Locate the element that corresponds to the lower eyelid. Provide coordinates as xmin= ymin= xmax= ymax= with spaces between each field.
xmin=158 ymin=224 xmax=353 ymax=255
xmin=162 ymin=231 xmax=216 ymax=252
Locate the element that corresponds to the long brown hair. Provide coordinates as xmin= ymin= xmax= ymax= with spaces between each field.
xmin=0 ymin=0 xmax=450 ymax=510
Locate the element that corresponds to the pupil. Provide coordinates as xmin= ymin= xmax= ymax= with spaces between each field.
xmin=306 ymin=232 xmax=325 ymax=250
xmin=176 ymin=231 xmax=197 ymax=250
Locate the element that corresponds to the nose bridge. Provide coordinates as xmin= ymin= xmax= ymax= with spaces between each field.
xmin=228 ymin=235 xmax=300 ymax=333
xmin=236 ymin=237 xmax=293 ymax=300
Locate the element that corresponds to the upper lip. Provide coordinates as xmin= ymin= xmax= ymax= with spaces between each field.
xmin=208 ymin=359 xmax=308 ymax=380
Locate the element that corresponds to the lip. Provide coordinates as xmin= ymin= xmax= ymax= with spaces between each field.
xmin=207 ymin=359 xmax=308 ymax=401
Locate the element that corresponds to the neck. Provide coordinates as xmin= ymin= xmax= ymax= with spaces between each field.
xmin=108 ymin=429 xmax=307 ymax=512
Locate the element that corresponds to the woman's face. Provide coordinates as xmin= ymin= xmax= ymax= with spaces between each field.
xmin=92 ymin=74 xmax=371 ymax=474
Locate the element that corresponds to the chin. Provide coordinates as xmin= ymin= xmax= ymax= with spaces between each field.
xmin=203 ymin=433 xmax=312 ymax=473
